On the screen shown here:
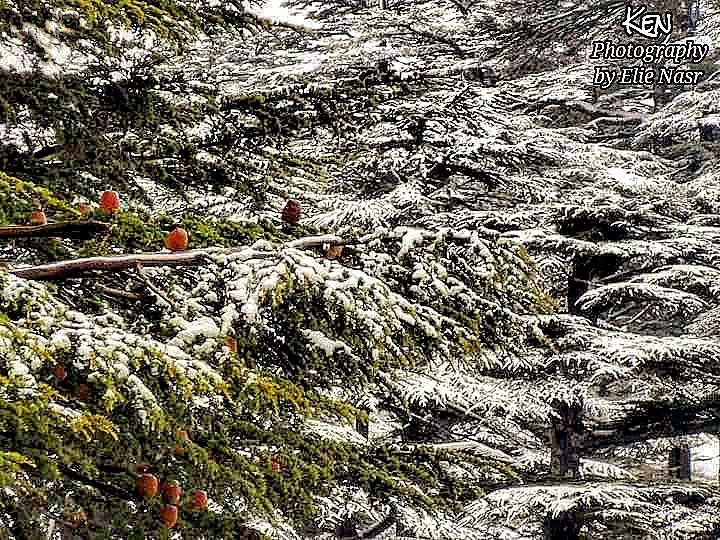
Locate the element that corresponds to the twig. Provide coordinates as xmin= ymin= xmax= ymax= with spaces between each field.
xmin=135 ymin=263 xmax=175 ymax=309
xmin=395 ymin=24 xmax=466 ymax=58
xmin=99 ymin=286 xmax=146 ymax=301
xmin=622 ymin=304 xmax=653 ymax=327
xmin=446 ymin=83 xmax=471 ymax=107
xmin=0 ymin=220 xmax=110 ymax=239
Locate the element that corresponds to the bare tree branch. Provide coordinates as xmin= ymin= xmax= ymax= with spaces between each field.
xmin=11 ymin=250 xmax=212 ymax=280
xmin=9 ymin=235 xmax=343 ymax=280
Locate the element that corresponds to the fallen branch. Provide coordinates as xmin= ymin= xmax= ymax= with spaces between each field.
xmin=11 ymin=250 xmax=211 ymax=280
xmin=0 ymin=220 xmax=110 ymax=239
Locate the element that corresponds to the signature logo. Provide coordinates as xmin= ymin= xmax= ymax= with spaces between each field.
xmin=622 ymin=5 xmax=673 ymax=39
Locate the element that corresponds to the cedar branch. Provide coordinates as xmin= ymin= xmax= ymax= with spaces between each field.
xmin=56 ymin=462 xmax=136 ymax=501
xmin=0 ymin=220 xmax=110 ymax=239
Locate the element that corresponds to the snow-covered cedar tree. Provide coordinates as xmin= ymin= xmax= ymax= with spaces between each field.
xmin=1 ymin=0 xmax=720 ymax=538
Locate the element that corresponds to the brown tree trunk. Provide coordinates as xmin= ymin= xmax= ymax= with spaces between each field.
xmin=543 ymin=511 xmax=583 ymax=540
xmin=669 ymin=441 xmax=691 ymax=480
xmin=550 ymin=402 xmax=584 ymax=479
xmin=356 ymin=410 xmax=369 ymax=439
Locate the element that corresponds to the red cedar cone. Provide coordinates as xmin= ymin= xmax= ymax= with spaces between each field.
xmin=175 ymin=429 xmax=190 ymax=457
xmin=52 ymin=363 xmax=66 ymax=382
xmin=281 ymin=199 xmax=301 ymax=225
xmin=164 ymin=226 xmax=189 ymax=251
xmin=189 ymin=490 xmax=208 ymax=510
xmin=74 ymin=383 xmax=90 ymax=401
xmin=162 ymin=480 xmax=182 ymax=505
xmin=136 ymin=473 xmax=159 ymax=498
xmin=160 ymin=504 xmax=178 ymax=528
xmin=325 ymin=245 xmax=343 ymax=260
xmin=99 ymin=190 xmax=121 ymax=213
xmin=30 ymin=210 xmax=47 ymax=226
xmin=224 ymin=336 xmax=238 ymax=353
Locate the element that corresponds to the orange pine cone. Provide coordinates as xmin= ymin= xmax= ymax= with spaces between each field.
xmin=224 ymin=336 xmax=238 ymax=353
xmin=325 ymin=245 xmax=343 ymax=260
xmin=162 ymin=480 xmax=182 ymax=505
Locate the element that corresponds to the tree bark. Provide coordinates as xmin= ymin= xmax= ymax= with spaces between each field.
xmin=0 ymin=220 xmax=110 ymax=239
xmin=99 ymin=286 xmax=145 ymax=301
xmin=355 ymin=408 xmax=369 ymax=440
